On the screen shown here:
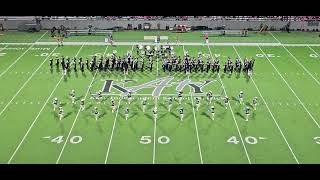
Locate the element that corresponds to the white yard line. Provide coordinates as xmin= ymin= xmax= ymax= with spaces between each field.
xmin=102 ymin=45 xmax=124 ymax=164
xmin=56 ymin=70 xmax=99 ymax=164
xmin=187 ymin=75 xmax=204 ymax=164
xmin=207 ymin=45 xmax=252 ymax=164
xmin=269 ymin=32 xmax=320 ymax=87
xmin=7 ymin=77 xmax=64 ymax=163
xmin=35 ymin=31 xmax=48 ymax=43
xmin=153 ymin=97 xmax=158 ymax=164
xmin=183 ymin=44 xmax=203 ymax=163
xmin=307 ymin=45 xmax=320 ymax=58
xmin=258 ymin=45 xmax=320 ymax=128
xmin=0 ymin=44 xmax=35 ymax=78
xmin=152 ymin=52 xmax=160 ymax=164
xmin=0 ymin=46 xmax=58 ymax=118
xmin=104 ymin=98 xmax=122 ymax=164
xmin=233 ymin=45 xmax=300 ymax=164
xmin=56 ymin=44 xmax=107 ymax=164
xmin=6 ymin=44 xmax=85 ymax=163
xmin=0 ymin=45 xmax=9 ymax=52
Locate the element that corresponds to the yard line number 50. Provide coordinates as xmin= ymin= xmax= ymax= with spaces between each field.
xmin=139 ymin=136 xmax=170 ymax=145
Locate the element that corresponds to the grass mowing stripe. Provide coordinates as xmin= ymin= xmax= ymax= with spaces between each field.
xmin=0 ymin=46 xmax=58 ymax=118
xmin=56 ymin=44 xmax=108 ymax=164
xmin=207 ymin=45 xmax=252 ymax=164
xmin=7 ymin=76 xmax=64 ymax=163
xmin=152 ymin=50 xmax=162 ymax=164
xmin=153 ymin=97 xmax=158 ymax=164
xmin=233 ymin=45 xmax=300 ymax=164
xmin=152 ymin=54 xmax=160 ymax=164
xmin=56 ymin=70 xmax=99 ymax=164
xmin=258 ymin=45 xmax=320 ymax=129
xmin=104 ymin=98 xmax=122 ymax=164
xmin=182 ymin=44 xmax=204 ymax=164
xmin=0 ymin=44 xmax=35 ymax=78
xmin=6 ymin=44 xmax=85 ymax=163
xmin=188 ymin=75 xmax=204 ymax=164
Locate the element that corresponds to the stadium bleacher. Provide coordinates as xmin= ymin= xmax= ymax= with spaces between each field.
xmin=0 ymin=16 xmax=318 ymax=21
xmin=33 ymin=16 xmax=320 ymax=21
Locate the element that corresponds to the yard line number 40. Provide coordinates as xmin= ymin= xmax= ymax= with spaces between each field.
xmin=44 ymin=135 xmax=82 ymax=144
xmin=227 ymin=136 xmax=267 ymax=145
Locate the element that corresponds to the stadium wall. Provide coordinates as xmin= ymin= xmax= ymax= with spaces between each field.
xmin=0 ymin=19 xmax=319 ymax=31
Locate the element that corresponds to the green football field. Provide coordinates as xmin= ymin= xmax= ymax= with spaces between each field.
xmin=0 ymin=30 xmax=320 ymax=164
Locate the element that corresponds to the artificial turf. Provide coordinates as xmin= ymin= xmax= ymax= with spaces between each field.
xmin=0 ymin=31 xmax=320 ymax=164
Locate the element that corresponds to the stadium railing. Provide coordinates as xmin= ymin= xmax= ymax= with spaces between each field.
xmin=66 ymin=29 xmax=113 ymax=37
xmin=202 ymin=30 xmax=248 ymax=37
xmin=0 ymin=16 xmax=36 ymax=21
xmin=38 ymin=16 xmax=320 ymax=22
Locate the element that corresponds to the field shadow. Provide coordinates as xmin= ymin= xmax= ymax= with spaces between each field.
xmin=86 ymin=104 xmax=94 ymax=110
xmin=245 ymin=102 xmax=253 ymax=108
xmin=59 ymin=123 xmax=66 ymax=134
xmin=100 ymin=111 xmax=107 ymax=119
xmin=82 ymin=72 xmax=86 ymax=78
xmin=76 ymin=95 xmax=84 ymax=102
xmin=53 ymin=112 xmax=59 ymax=122
xmin=201 ymin=112 xmax=211 ymax=119
xmin=213 ymin=73 xmax=218 ymax=78
xmin=64 ymin=112 xmax=73 ymax=119
xmin=63 ymin=76 xmax=68 ymax=82
xmin=67 ymin=71 xmax=71 ymax=78
xmin=96 ymin=121 xmax=104 ymax=134
xmin=60 ymin=102 xmax=67 ymax=107
xmin=83 ymin=114 xmax=90 ymax=125
xmin=159 ymin=103 xmax=167 ymax=110
xmin=244 ymin=74 xmax=250 ymax=83
xmin=231 ymin=96 xmax=238 ymax=102
xmin=145 ymin=113 xmax=153 ymax=120
xmin=235 ymin=112 xmax=245 ymax=120
xmin=252 ymin=112 xmax=256 ymax=120
xmin=236 ymin=73 xmax=241 ymax=79
xmin=130 ymin=111 xmax=139 ymax=119
xmin=157 ymin=120 xmax=181 ymax=135
xmin=215 ymin=101 xmax=224 ymax=107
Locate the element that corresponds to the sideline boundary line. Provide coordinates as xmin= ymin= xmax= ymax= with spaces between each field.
xmin=1 ymin=42 xmax=320 ymax=47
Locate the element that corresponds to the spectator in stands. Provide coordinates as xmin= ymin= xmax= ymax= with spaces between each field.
xmin=286 ymin=22 xmax=291 ymax=33
xmin=51 ymin=26 xmax=56 ymax=37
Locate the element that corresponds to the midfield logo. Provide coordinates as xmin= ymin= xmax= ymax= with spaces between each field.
xmin=99 ymin=76 xmax=223 ymax=97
